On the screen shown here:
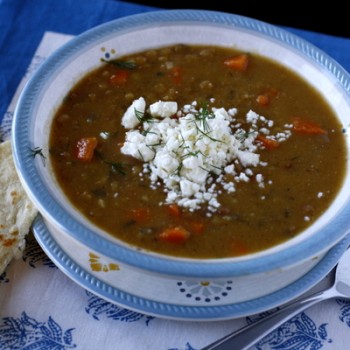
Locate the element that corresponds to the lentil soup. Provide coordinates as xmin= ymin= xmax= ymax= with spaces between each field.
xmin=49 ymin=44 xmax=346 ymax=258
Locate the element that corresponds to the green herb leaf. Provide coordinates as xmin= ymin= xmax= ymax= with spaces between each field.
xmin=109 ymin=162 xmax=126 ymax=175
xmin=134 ymin=108 xmax=155 ymax=124
xmin=29 ymin=147 xmax=46 ymax=166
xmin=236 ymin=131 xmax=256 ymax=142
xmin=101 ymin=58 xmax=136 ymax=70
xmin=95 ymin=150 xmax=126 ymax=175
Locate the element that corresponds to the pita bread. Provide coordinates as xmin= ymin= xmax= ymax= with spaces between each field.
xmin=0 ymin=140 xmax=38 ymax=275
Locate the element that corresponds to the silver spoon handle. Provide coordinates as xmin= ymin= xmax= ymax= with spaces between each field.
xmin=201 ymin=289 xmax=333 ymax=350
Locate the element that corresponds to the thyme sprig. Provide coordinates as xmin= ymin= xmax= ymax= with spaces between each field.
xmin=193 ymin=121 xmax=223 ymax=143
xmin=29 ymin=147 xmax=46 ymax=166
xmin=141 ymin=127 xmax=158 ymax=137
xmin=137 ymin=150 xmax=145 ymax=162
xmin=236 ymin=130 xmax=256 ymax=142
xmin=105 ymin=160 xmax=126 ymax=175
xmin=180 ymin=150 xmax=205 ymax=161
xmin=101 ymin=58 xmax=137 ymax=70
xmin=195 ymin=104 xmax=216 ymax=133
xmin=134 ymin=108 xmax=155 ymax=124
xmin=188 ymin=103 xmax=222 ymax=143
xmin=95 ymin=151 xmax=126 ymax=175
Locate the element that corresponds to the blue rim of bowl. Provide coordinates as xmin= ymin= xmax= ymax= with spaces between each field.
xmin=33 ymin=215 xmax=350 ymax=321
xmin=12 ymin=10 xmax=350 ymax=278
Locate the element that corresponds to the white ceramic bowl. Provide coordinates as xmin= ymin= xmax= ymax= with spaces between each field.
xmin=12 ymin=10 xmax=350 ymax=320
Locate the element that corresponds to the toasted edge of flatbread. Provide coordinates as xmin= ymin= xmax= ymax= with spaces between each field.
xmin=0 ymin=140 xmax=38 ymax=275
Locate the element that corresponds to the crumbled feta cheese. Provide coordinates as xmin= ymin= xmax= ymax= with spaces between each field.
xmin=165 ymin=61 xmax=174 ymax=70
xmin=121 ymin=130 xmax=154 ymax=161
xmin=246 ymin=110 xmax=259 ymax=124
xmin=256 ymin=173 xmax=265 ymax=188
xmin=236 ymin=173 xmax=250 ymax=182
xmin=245 ymin=168 xmax=253 ymax=176
xmin=237 ymin=150 xmax=260 ymax=167
xmin=120 ymin=98 xmax=292 ymax=211
xmin=224 ymin=164 xmax=235 ymax=175
xmin=153 ymin=151 xmax=179 ymax=176
xmin=228 ymin=108 xmax=238 ymax=117
xmin=150 ymin=101 xmax=178 ymax=118
xmin=223 ymin=182 xmax=235 ymax=193
xmin=259 ymin=128 xmax=270 ymax=135
xmin=180 ymin=179 xmax=200 ymax=197
xmin=121 ymin=97 xmax=146 ymax=129
xmin=256 ymin=174 xmax=264 ymax=183
xmin=99 ymin=131 xmax=110 ymax=139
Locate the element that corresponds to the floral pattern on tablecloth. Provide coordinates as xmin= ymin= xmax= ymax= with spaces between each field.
xmin=0 ymin=312 xmax=76 ymax=350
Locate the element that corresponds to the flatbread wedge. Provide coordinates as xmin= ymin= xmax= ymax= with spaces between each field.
xmin=0 ymin=140 xmax=38 ymax=275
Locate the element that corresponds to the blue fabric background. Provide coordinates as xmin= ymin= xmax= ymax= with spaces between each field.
xmin=0 ymin=0 xmax=157 ymax=120
xmin=1 ymin=0 xmax=350 ymax=123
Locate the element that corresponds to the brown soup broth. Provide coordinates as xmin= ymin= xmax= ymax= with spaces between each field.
xmin=49 ymin=44 xmax=346 ymax=258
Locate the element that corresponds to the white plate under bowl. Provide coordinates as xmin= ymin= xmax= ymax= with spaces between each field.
xmin=33 ymin=215 xmax=350 ymax=321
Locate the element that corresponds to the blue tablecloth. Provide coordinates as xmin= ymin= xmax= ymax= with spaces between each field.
xmin=2 ymin=1 xmax=350 ymax=349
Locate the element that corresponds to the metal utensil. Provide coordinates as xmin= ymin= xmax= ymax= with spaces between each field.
xmin=201 ymin=247 xmax=350 ymax=350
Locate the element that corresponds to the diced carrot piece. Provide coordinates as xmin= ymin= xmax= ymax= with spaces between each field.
xmin=256 ymin=88 xmax=279 ymax=106
xmin=256 ymin=94 xmax=270 ymax=106
xmin=224 ymin=54 xmax=249 ymax=71
xmin=75 ymin=137 xmax=98 ymax=161
xmin=189 ymin=221 xmax=204 ymax=235
xmin=170 ymin=66 xmax=182 ymax=85
xmin=266 ymin=87 xmax=278 ymax=98
xmin=230 ymin=238 xmax=249 ymax=256
xmin=158 ymin=226 xmax=190 ymax=244
xmin=166 ymin=203 xmax=182 ymax=218
xmin=110 ymin=70 xmax=129 ymax=85
xmin=256 ymin=134 xmax=279 ymax=150
xmin=129 ymin=208 xmax=151 ymax=223
xmin=292 ymin=117 xmax=326 ymax=135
